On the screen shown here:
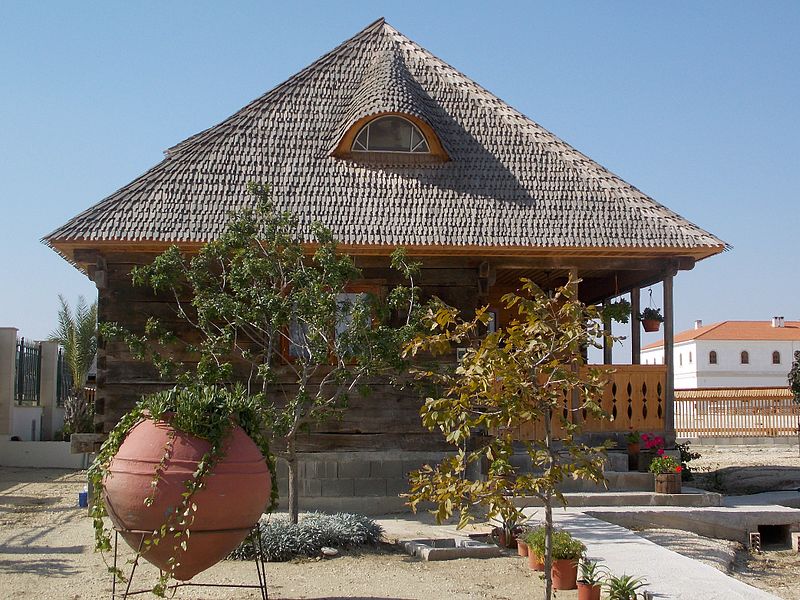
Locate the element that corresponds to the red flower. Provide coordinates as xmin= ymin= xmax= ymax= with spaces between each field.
xmin=675 ymin=465 xmax=683 ymax=473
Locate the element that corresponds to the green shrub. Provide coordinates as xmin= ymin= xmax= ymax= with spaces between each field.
xmin=231 ymin=512 xmax=384 ymax=562
xmin=551 ymin=530 xmax=585 ymax=560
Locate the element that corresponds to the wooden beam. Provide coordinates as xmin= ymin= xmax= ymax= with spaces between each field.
xmin=602 ymin=300 xmax=613 ymax=365
xmin=663 ymin=274 xmax=675 ymax=436
xmin=631 ymin=287 xmax=641 ymax=365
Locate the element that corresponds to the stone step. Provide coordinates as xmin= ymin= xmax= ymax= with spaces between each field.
xmin=561 ymin=471 xmax=654 ymax=492
xmin=515 ymin=487 xmax=722 ymax=508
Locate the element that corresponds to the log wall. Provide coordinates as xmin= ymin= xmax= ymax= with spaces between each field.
xmin=95 ymin=252 xmax=481 ymax=453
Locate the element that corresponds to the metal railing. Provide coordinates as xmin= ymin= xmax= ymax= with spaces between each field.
xmin=15 ymin=337 xmax=41 ymax=406
xmin=56 ymin=348 xmax=73 ymax=408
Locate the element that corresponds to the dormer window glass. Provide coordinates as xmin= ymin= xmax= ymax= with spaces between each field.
xmin=352 ymin=116 xmax=430 ymax=153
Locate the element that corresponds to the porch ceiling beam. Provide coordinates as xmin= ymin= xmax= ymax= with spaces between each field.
xmin=578 ymin=267 xmax=679 ymax=305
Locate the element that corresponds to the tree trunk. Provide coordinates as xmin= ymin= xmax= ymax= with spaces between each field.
xmin=543 ymin=408 xmax=553 ymax=600
xmin=287 ymin=438 xmax=299 ymax=524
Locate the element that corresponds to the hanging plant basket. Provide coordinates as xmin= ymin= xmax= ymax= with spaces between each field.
xmin=103 ymin=416 xmax=272 ymax=581
xmin=642 ymin=319 xmax=661 ymax=333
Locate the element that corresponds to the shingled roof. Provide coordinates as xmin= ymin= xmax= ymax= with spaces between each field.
xmin=44 ymin=18 xmax=726 ymax=258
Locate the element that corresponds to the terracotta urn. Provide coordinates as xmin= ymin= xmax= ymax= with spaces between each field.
xmin=103 ymin=417 xmax=271 ymax=580
xmin=516 ymin=539 xmax=528 ymax=557
xmin=577 ymin=581 xmax=602 ymax=600
xmin=528 ymin=550 xmax=544 ymax=571
xmin=655 ymin=472 xmax=682 ymax=494
xmin=552 ymin=558 xmax=579 ymax=590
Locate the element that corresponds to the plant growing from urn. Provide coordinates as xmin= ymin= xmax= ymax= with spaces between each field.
xmin=649 ymin=455 xmax=682 ymax=494
xmin=403 ymin=276 xmax=614 ymax=600
xmin=639 ymin=307 xmax=664 ymax=332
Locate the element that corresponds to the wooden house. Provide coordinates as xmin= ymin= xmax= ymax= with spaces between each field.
xmin=45 ymin=19 xmax=726 ymax=510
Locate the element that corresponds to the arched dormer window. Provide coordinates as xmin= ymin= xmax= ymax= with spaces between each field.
xmin=709 ymin=350 xmax=717 ymax=364
xmin=352 ymin=116 xmax=429 ymax=153
xmin=741 ymin=350 xmax=749 ymax=365
xmin=332 ymin=113 xmax=448 ymax=164
xmin=772 ymin=351 xmax=781 ymax=364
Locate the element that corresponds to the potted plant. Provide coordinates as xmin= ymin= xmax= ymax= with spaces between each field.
xmin=89 ymin=385 xmax=277 ymax=596
xmin=625 ymin=430 xmax=640 ymax=470
xmin=551 ymin=530 xmax=586 ymax=590
xmin=516 ymin=525 xmax=530 ymax=557
xmin=523 ymin=526 xmax=546 ymax=571
xmin=577 ymin=559 xmax=607 ymax=600
xmin=491 ymin=511 xmax=525 ymax=549
xmin=604 ymin=573 xmax=648 ymax=599
xmin=649 ymin=455 xmax=683 ymax=494
xmin=637 ymin=432 xmax=664 ymax=473
xmin=639 ymin=307 xmax=664 ymax=332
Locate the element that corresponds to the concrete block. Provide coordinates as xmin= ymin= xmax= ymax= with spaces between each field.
xmin=354 ymin=478 xmax=387 ymax=497
xmin=387 ymin=478 xmax=410 ymax=498
xmin=320 ymin=478 xmax=354 ymax=497
xmin=299 ymin=459 xmax=337 ymax=479
xmin=338 ymin=460 xmax=370 ymax=478
xmin=300 ymin=478 xmax=322 ymax=497
xmin=404 ymin=538 xmax=502 ymax=561
xmin=370 ymin=459 xmax=403 ymax=479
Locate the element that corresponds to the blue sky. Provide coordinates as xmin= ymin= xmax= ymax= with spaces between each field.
xmin=1 ymin=1 xmax=798 ymax=352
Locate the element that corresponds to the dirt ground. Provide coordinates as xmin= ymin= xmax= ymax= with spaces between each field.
xmin=0 ymin=467 xmax=556 ymax=600
xmin=1 ymin=443 xmax=799 ymax=599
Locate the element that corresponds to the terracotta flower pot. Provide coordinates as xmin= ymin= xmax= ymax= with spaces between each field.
xmin=517 ymin=539 xmax=529 ymax=557
xmin=655 ymin=472 xmax=682 ymax=494
xmin=493 ymin=526 xmax=520 ymax=549
xmin=552 ymin=558 xmax=579 ymax=590
xmin=577 ymin=581 xmax=602 ymax=600
xmin=528 ymin=551 xmax=544 ymax=571
xmin=642 ymin=318 xmax=661 ymax=332
xmin=627 ymin=442 xmax=640 ymax=470
xmin=103 ymin=417 xmax=271 ymax=580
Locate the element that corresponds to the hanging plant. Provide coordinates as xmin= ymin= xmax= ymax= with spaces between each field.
xmin=639 ymin=307 xmax=664 ymax=323
xmin=602 ymin=299 xmax=632 ymax=324
xmin=88 ymin=384 xmax=278 ymax=596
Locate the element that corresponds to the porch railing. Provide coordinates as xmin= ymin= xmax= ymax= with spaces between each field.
xmin=14 ymin=337 xmax=41 ymax=406
xmin=504 ymin=365 xmax=667 ymax=441
xmin=675 ymin=388 xmax=800 ymax=437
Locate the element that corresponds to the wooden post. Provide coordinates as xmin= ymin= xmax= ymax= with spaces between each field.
xmin=569 ymin=269 xmax=582 ymax=423
xmin=602 ymin=300 xmax=613 ymax=365
xmin=631 ymin=288 xmax=641 ymax=365
xmin=663 ymin=275 xmax=675 ymax=436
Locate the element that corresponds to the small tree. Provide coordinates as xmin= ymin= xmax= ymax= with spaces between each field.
xmin=108 ymin=183 xmax=420 ymax=523
xmin=49 ymin=295 xmax=97 ymax=434
xmin=403 ymin=277 xmax=612 ymax=600
xmin=789 ymin=351 xmax=800 ymax=457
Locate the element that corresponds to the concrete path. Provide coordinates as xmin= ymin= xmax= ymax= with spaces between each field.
xmin=376 ymin=509 xmax=781 ymax=600
xmin=542 ymin=510 xmax=779 ymax=600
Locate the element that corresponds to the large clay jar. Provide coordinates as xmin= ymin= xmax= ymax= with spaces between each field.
xmin=552 ymin=559 xmax=579 ymax=590
xmin=516 ymin=539 xmax=528 ymax=557
xmin=103 ymin=417 xmax=271 ymax=580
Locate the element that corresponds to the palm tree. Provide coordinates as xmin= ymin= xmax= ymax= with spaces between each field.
xmin=49 ymin=295 xmax=97 ymax=434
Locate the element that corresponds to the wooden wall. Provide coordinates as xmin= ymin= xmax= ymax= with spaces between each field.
xmin=94 ymin=252 xmax=481 ymax=452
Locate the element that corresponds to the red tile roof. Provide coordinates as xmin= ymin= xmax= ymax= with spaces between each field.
xmin=644 ymin=321 xmax=800 ymax=350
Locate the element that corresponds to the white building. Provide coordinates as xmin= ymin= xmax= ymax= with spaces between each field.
xmin=641 ymin=318 xmax=800 ymax=389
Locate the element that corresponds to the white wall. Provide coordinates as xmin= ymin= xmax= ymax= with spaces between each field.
xmin=0 ymin=440 xmax=88 ymax=468
xmin=12 ymin=406 xmax=43 ymax=440
xmin=642 ymin=339 xmax=800 ymax=389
